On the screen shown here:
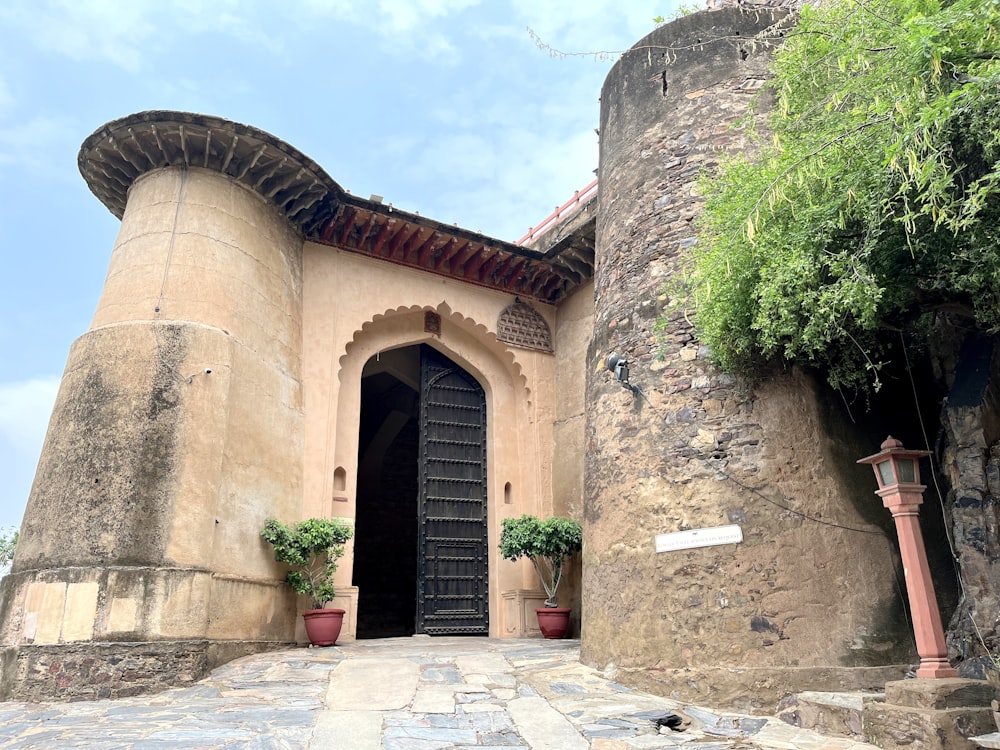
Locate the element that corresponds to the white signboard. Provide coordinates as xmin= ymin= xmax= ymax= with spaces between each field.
xmin=655 ymin=524 xmax=743 ymax=553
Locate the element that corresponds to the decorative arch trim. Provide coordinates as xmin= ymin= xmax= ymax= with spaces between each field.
xmin=340 ymin=302 xmax=529 ymax=396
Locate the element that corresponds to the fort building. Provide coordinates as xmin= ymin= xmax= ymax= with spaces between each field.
xmin=0 ymin=6 xmax=947 ymax=708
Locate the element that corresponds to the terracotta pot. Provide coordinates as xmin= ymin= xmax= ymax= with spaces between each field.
xmin=535 ymin=607 xmax=571 ymax=639
xmin=302 ymin=608 xmax=345 ymax=646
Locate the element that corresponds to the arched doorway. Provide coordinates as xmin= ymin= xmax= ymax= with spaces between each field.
xmin=354 ymin=344 xmax=489 ymax=637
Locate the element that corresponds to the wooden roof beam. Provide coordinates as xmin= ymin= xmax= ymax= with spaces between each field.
xmin=372 ymin=218 xmax=397 ymax=256
xmin=464 ymin=248 xmax=495 ymax=279
xmin=355 ymin=211 xmax=378 ymax=251
xmin=434 ymin=237 xmax=458 ymax=271
xmin=447 ymin=243 xmax=479 ymax=274
xmin=496 ymin=256 xmax=528 ymax=289
xmin=336 ymin=206 xmax=358 ymax=246
xmin=387 ymin=222 xmax=414 ymax=260
xmin=417 ymin=232 xmax=443 ymax=265
xmin=401 ymin=226 xmax=431 ymax=263
xmin=527 ymin=267 xmax=557 ymax=297
xmin=477 ymin=253 xmax=503 ymax=283
xmin=539 ymin=272 xmax=567 ymax=299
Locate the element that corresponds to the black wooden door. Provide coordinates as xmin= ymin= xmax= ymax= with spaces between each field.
xmin=416 ymin=345 xmax=489 ymax=635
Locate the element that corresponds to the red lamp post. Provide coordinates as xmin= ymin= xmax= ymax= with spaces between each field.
xmin=858 ymin=436 xmax=958 ymax=678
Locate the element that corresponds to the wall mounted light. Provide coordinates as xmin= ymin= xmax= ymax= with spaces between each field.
xmin=605 ymin=353 xmax=634 ymax=392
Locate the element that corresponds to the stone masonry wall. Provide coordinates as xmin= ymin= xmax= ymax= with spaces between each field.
xmin=932 ymin=325 xmax=1000 ymax=676
xmin=0 ymin=166 xmax=305 ymax=700
xmin=583 ymin=7 xmax=913 ymax=712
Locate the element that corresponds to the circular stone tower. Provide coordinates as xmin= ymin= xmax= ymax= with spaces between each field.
xmin=585 ymin=8 xmax=913 ymax=710
xmin=0 ymin=112 xmax=341 ymax=701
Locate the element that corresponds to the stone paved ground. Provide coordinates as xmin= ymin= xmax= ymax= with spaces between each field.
xmin=0 ymin=637 xmax=879 ymax=749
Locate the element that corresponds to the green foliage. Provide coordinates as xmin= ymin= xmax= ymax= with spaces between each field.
xmin=654 ymin=5 xmax=699 ymax=24
xmin=260 ymin=518 xmax=353 ymax=609
xmin=499 ymin=515 xmax=583 ymax=607
xmin=689 ymin=0 xmax=1000 ymax=392
xmin=0 ymin=527 xmax=18 ymax=572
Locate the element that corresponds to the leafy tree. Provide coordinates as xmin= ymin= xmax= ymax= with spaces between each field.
xmin=689 ymin=0 xmax=1000 ymax=392
xmin=0 ymin=528 xmax=18 ymax=574
xmin=260 ymin=518 xmax=353 ymax=609
xmin=499 ymin=515 xmax=583 ymax=607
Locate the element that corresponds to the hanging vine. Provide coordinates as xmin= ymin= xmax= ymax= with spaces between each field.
xmin=685 ymin=0 xmax=1000 ymax=394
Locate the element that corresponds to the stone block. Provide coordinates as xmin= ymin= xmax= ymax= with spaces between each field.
xmin=864 ymin=682 xmax=999 ymax=750
xmin=61 ymin=583 xmax=99 ymax=642
xmin=501 ymin=589 xmax=548 ymax=637
xmin=35 ymin=582 xmax=67 ymax=645
xmin=884 ymin=678 xmax=997 ymax=710
xmin=780 ymin=690 xmax=884 ymax=739
xmin=0 ymin=639 xmax=293 ymax=702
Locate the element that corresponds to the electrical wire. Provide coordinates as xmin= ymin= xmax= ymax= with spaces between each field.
xmin=616 ymin=370 xmax=918 ymax=654
xmin=626 ymin=381 xmax=885 ymax=535
xmin=899 ymin=331 xmax=996 ymax=669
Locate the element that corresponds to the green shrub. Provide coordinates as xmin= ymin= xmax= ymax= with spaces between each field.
xmin=499 ymin=515 xmax=582 ymax=607
xmin=260 ymin=518 xmax=353 ymax=609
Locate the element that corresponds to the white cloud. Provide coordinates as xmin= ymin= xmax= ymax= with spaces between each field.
xmin=0 ymin=0 xmax=155 ymax=72
xmin=0 ymin=0 xmax=284 ymax=72
xmin=172 ymin=0 xmax=285 ymax=55
xmin=376 ymin=0 xmax=481 ymax=34
xmin=510 ymin=0 xmax=671 ymax=58
xmin=0 ymin=115 xmax=77 ymax=176
xmin=302 ymin=0 xmax=480 ymax=31
xmin=294 ymin=0 xmax=481 ymax=61
xmin=0 ymin=377 xmax=60 ymax=452
xmin=390 ymin=121 xmax=598 ymax=240
xmin=0 ymin=377 xmax=59 ymax=530
xmin=0 ymin=76 xmax=14 ymax=118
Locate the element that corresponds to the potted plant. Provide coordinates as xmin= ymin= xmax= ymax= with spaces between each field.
xmin=499 ymin=514 xmax=583 ymax=638
xmin=260 ymin=517 xmax=354 ymax=646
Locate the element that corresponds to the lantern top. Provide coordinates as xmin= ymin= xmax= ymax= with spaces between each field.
xmin=857 ymin=436 xmax=932 ymax=466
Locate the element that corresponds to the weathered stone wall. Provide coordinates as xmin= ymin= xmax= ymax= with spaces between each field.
xmin=0 ymin=167 xmax=305 ymax=699
xmin=551 ymin=280 xmax=594 ymax=632
xmin=930 ymin=324 xmax=1000 ymax=676
xmin=0 ymin=639 xmax=284 ymax=702
xmin=584 ymin=7 xmax=913 ymax=712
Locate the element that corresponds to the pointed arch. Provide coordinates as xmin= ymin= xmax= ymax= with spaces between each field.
xmin=322 ymin=302 xmax=542 ymax=638
xmin=340 ymin=302 xmax=530 ymax=397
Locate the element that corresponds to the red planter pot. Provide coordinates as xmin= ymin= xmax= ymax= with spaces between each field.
xmin=302 ymin=608 xmax=345 ymax=646
xmin=535 ymin=607 xmax=572 ymax=639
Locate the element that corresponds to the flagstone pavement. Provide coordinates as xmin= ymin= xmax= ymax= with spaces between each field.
xmin=0 ymin=637 xmax=879 ymax=749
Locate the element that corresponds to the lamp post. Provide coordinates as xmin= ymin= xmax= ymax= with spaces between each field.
xmin=858 ymin=436 xmax=958 ymax=678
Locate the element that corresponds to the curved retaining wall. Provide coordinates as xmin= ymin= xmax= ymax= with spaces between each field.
xmin=584 ymin=7 xmax=912 ymax=711
xmin=0 ymin=158 xmax=304 ymax=700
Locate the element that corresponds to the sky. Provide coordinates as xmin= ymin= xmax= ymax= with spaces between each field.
xmin=0 ymin=0 xmax=680 ymax=533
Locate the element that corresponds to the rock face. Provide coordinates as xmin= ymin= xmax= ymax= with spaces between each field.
xmin=584 ymin=7 xmax=913 ymax=712
xmin=932 ymin=326 xmax=1000 ymax=676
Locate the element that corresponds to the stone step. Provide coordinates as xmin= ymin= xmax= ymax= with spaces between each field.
xmin=776 ymin=690 xmax=886 ymax=740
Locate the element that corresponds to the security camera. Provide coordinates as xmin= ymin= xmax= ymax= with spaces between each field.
xmin=204 ymin=368 xmax=212 ymax=374
xmin=605 ymin=353 xmax=630 ymax=384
